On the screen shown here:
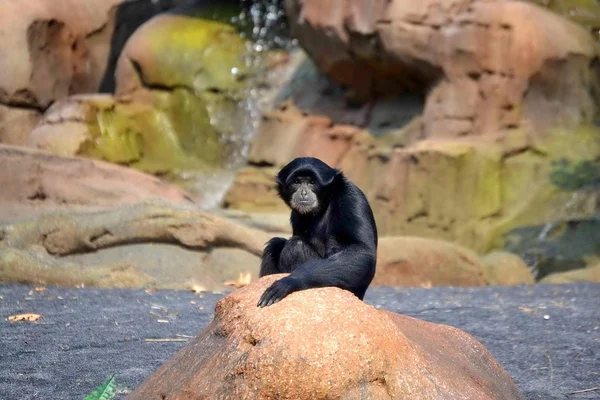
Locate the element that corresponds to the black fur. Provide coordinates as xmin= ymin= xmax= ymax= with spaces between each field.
xmin=257 ymin=157 xmax=378 ymax=307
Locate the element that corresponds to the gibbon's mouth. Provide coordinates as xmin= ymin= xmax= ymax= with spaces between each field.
xmin=297 ymin=200 xmax=315 ymax=205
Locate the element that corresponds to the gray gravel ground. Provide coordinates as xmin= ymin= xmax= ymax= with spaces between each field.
xmin=0 ymin=283 xmax=598 ymax=400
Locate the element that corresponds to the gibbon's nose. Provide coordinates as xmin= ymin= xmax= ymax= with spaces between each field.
xmin=301 ymin=188 xmax=308 ymax=198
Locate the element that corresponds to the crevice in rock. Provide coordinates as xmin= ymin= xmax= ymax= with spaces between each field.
xmin=0 ymin=88 xmax=46 ymax=113
xmin=407 ymin=211 xmax=428 ymax=223
xmin=248 ymin=160 xmax=275 ymax=167
xmin=85 ymin=21 xmax=109 ymax=40
xmin=27 ymin=188 xmax=48 ymax=201
xmin=129 ymin=58 xmax=195 ymax=93
xmin=467 ymin=72 xmax=481 ymax=81
xmin=89 ymin=229 xmax=114 ymax=244
xmin=502 ymin=146 xmax=546 ymax=160
xmin=244 ymin=333 xmax=259 ymax=347
xmin=41 ymin=228 xmax=61 ymax=254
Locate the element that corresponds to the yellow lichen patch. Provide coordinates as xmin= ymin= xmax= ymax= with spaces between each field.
xmin=71 ymin=16 xmax=257 ymax=174
xmin=528 ymin=0 xmax=600 ymax=38
xmin=120 ymin=15 xmax=251 ymax=94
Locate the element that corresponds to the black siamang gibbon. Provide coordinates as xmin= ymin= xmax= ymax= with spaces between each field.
xmin=257 ymin=157 xmax=378 ymax=308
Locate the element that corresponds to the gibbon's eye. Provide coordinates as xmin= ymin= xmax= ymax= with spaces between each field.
xmin=294 ymin=177 xmax=302 ymax=185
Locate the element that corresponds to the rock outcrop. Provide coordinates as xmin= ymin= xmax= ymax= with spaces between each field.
xmin=0 ymin=0 xmax=127 ymax=143
xmin=127 ymin=275 xmax=524 ymax=399
xmin=0 ymin=200 xmax=271 ymax=290
xmin=0 ymin=144 xmax=192 ymax=222
xmin=284 ymin=0 xmax=599 ymax=137
xmin=224 ymin=0 xmax=600 ymax=257
xmin=29 ymin=15 xmax=253 ymax=177
xmin=481 ymin=251 xmax=535 ymax=286
xmin=374 ymin=237 xmax=533 ymax=287
xmin=375 ymin=236 xmax=487 ymax=287
xmin=540 ymin=264 xmax=600 ymax=284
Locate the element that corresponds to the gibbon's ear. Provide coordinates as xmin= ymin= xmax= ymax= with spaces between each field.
xmin=320 ymin=168 xmax=342 ymax=187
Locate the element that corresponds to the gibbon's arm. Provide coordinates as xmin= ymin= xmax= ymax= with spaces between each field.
xmin=257 ymin=244 xmax=375 ymax=307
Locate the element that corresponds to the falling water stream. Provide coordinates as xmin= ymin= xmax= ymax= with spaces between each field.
xmin=169 ymin=0 xmax=294 ymax=209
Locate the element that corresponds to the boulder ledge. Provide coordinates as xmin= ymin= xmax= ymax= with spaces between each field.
xmin=128 ymin=275 xmax=523 ymax=400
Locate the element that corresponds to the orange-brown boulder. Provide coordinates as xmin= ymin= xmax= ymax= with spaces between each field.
xmin=128 ymin=275 xmax=524 ymax=400
xmin=374 ymin=236 xmax=489 ymax=287
xmin=482 ymin=251 xmax=535 ymax=286
xmin=0 ymin=0 xmax=126 ymax=146
xmin=540 ymin=263 xmax=600 ymax=284
xmin=284 ymin=0 xmax=599 ymax=138
xmin=0 ymin=0 xmax=123 ymax=110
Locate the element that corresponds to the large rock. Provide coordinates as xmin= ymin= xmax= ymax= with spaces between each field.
xmin=374 ymin=237 xmax=534 ymax=287
xmin=114 ymin=14 xmax=250 ymax=97
xmin=227 ymin=106 xmax=600 ymax=253
xmin=127 ymin=275 xmax=524 ymax=399
xmin=0 ymin=0 xmax=128 ymax=144
xmin=374 ymin=236 xmax=488 ymax=287
xmin=0 ymin=0 xmax=123 ymax=109
xmin=540 ymin=264 xmax=600 ymax=284
xmin=284 ymin=0 xmax=599 ymax=137
xmin=481 ymin=251 xmax=535 ymax=286
xmin=0 ymin=144 xmax=192 ymax=222
xmin=29 ymin=15 xmax=254 ymax=177
xmin=223 ymin=1 xmax=600 ymax=260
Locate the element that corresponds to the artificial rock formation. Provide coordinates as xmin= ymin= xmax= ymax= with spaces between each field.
xmin=374 ymin=238 xmax=533 ymax=287
xmin=284 ymin=0 xmax=599 ymax=138
xmin=128 ymin=275 xmax=524 ymax=400
xmin=29 ymin=14 xmax=253 ymax=176
xmin=0 ymin=200 xmax=270 ymax=290
xmin=225 ymin=0 xmax=600 ymax=256
xmin=0 ymin=144 xmax=192 ymax=222
xmin=0 ymin=0 xmax=126 ymax=143
xmin=481 ymin=251 xmax=535 ymax=286
xmin=540 ymin=263 xmax=600 ymax=284
xmin=375 ymin=237 xmax=489 ymax=287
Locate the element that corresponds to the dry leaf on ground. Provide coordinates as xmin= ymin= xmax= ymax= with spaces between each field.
xmin=8 ymin=313 xmax=42 ymax=322
xmin=224 ymin=272 xmax=252 ymax=288
xmin=190 ymin=284 xmax=207 ymax=294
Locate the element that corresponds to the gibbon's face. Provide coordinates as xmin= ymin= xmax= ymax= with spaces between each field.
xmin=287 ymin=174 xmax=320 ymax=214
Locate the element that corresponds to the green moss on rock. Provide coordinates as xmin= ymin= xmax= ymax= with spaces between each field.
xmin=121 ymin=15 xmax=251 ymax=94
xmin=76 ymin=16 xmax=257 ymax=174
xmin=528 ymin=0 xmax=600 ymax=40
xmin=79 ymin=89 xmax=222 ymax=173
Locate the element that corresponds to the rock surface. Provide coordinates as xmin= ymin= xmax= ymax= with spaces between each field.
xmin=128 ymin=275 xmax=524 ymax=400
xmin=482 ymin=251 xmax=535 ymax=286
xmin=224 ymin=1 xmax=600 ymax=261
xmin=540 ymin=264 xmax=600 ymax=284
xmin=0 ymin=144 xmax=192 ymax=222
xmin=225 ymin=89 xmax=600 ymax=255
xmin=374 ymin=238 xmax=534 ymax=288
xmin=284 ymin=0 xmax=599 ymax=137
xmin=0 ymin=0 xmax=126 ymax=143
xmin=0 ymin=105 xmax=40 ymax=146
xmin=29 ymin=15 xmax=252 ymax=176
xmin=0 ymin=201 xmax=270 ymax=291
xmin=374 ymin=236 xmax=489 ymax=287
